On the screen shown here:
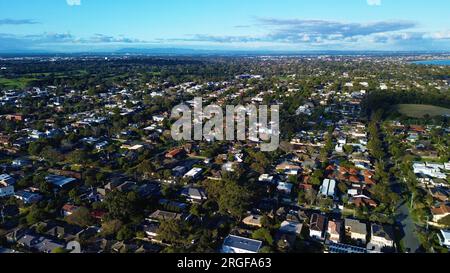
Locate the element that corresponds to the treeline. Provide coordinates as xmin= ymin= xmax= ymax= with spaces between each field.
xmin=364 ymin=89 xmax=450 ymax=116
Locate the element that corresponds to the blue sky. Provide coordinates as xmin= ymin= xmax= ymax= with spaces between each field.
xmin=1 ymin=0 xmax=450 ymax=52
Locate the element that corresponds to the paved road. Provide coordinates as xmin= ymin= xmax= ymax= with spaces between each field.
xmin=396 ymin=201 xmax=421 ymax=253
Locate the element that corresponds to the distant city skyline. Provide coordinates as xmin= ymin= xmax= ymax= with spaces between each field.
xmin=1 ymin=0 xmax=450 ymax=53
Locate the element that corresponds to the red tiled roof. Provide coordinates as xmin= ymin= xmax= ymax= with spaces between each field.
xmin=91 ymin=210 xmax=107 ymax=220
xmin=410 ymin=125 xmax=425 ymax=132
xmin=166 ymin=148 xmax=184 ymax=158
xmin=364 ymin=176 xmax=376 ymax=185
xmin=348 ymin=168 xmax=359 ymax=176
xmin=431 ymin=204 xmax=450 ymax=216
xmin=349 ymin=175 xmax=361 ymax=183
xmin=353 ymin=198 xmax=378 ymax=208
xmin=62 ymin=204 xmax=78 ymax=213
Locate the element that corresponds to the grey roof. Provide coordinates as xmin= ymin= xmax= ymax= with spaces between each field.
xmin=181 ymin=187 xmax=207 ymax=200
xmin=345 ymin=218 xmax=367 ymax=235
xmin=14 ymin=190 xmax=42 ymax=202
xmin=45 ymin=175 xmax=77 ymax=188
xmin=280 ymin=221 xmax=303 ymax=235
xmin=17 ymin=234 xmax=39 ymax=247
xmin=0 ymin=174 xmax=15 ymax=185
xmin=34 ymin=238 xmax=65 ymax=253
xmin=223 ymin=235 xmax=262 ymax=253
xmin=148 ymin=210 xmax=183 ymax=221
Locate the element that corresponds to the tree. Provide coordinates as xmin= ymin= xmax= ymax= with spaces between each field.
xmin=218 ymin=180 xmax=253 ymax=220
xmin=39 ymin=180 xmax=52 ymax=195
xmin=343 ymin=145 xmax=354 ymax=155
xmin=252 ymin=228 xmax=273 ymax=246
xmin=117 ymin=226 xmax=135 ymax=241
xmin=298 ymin=191 xmax=306 ymax=205
xmin=190 ymin=229 xmax=218 ymax=253
xmin=157 ymin=220 xmax=188 ymax=246
xmin=28 ymin=142 xmax=44 ymax=156
xmin=101 ymin=220 xmax=123 ymax=237
xmin=26 ymin=205 xmax=46 ymax=225
xmin=51 ymin=247 xmax=68 ymax=254
xmin=65 ymin=207 xmax=94 ymax=227
xmin=438 ymin=215 xmax=450 ymax=227
xmin=305 ymin=189 xmax=318 ymax=206
xmin=67 ymin=149 xmax=89 ymax=165
xmin=104 ymin=190 xmax=136 ymax=221
xmin=337 ymin=182 xmax=348 ymax=194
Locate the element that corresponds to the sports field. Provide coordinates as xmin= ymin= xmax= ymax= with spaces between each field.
xmin=397 ymin=104 xmax=450 ymax=118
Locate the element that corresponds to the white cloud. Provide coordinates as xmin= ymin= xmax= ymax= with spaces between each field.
xmin=66 ymin=0 xmax=81 ymax=6
xmin=367 ymin=0 xmax=381 ymax=6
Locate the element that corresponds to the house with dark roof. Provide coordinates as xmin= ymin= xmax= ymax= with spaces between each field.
xmin=45 ymin=175 xmax=78 ymax=189
xmin=14 ymin=190 xmax=42 ymax=204
xmin=147 ymin=210 xmax=190 ymax=222
xmin=309 ymin=213 xmax=327 ymax=240
xmin=369 ymin=224 xmax=395 ymax=252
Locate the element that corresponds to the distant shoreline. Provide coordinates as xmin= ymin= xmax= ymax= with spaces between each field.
xmin=411 ymin=59 xmax=450 ymax=66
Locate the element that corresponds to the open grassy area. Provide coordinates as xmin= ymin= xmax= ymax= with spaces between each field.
xmin=0 ymin=77 xmax=36 ymax=89
xmin=396 ymin=104 xmax=450 ymax=118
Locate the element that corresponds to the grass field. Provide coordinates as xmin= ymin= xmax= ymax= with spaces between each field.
xmin=397 ymin=104 xmax=450 ymax=118
xmin=0 ymin=77 xmax=36 ymax=89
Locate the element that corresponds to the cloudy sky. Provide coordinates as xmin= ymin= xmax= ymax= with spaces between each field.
xmin=1 ymin=0 xmax=450 ymax=52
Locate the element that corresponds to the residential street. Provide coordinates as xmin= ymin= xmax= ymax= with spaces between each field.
xmin=396 ymin=200 xmax=421 ymax=253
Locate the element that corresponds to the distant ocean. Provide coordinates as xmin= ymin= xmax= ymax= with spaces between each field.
xmin=412 ymin=59 xmax=450 ymax=66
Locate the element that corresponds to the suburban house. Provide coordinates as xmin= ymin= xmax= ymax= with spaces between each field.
xmin=0 ymin=184 xmax=14 ymax=198
xmin=369 ymin=224 xmax=395 ymax=250
xmin=142 ymin=221 xmax=161 ymax=240
xmin=309 ymin=213 xmax=327 ymax=240
xmin=327 ymin=220 xmax=342 ymax=243
xmin=146 ymin=210 xmax=190 ymax=222
xmin=280 ymin=220 xmax=303 ymax=235
xmin=277 ymin=182 xmax=293 ymax=195
xmin=242 ymin=215 xmax=263 ymax=228
xmin=165 ymin=148 xmax=186 ymax=159
xmin=62 ymin=204 xmax=79 ymax=217
xmin=45 ymin=175 xmax=78 ymax=190
xmin=259 ymin=174 xmax=274 ymax=184
xmin=320 ymin=179 xmax=336 ymax=198
xmin=180 ymin=187 xmax=207 ymax=203
xmin=183 ymin=168 xmax=203 ymax=180
xmin=438 ymin=230 xmax=450 ymax=249
xmin=345 ymin=218 xmax=368 ymax=244
xmin=430 ymin=187 xmax=449 ymax=202
xmin=0 ymin=174 xmax=16 ymax=186
xmin=172 ymin=166 xmax=187 ymax=177
xmin=14 ymin=190 xmax=42 ymax=204
xmin=15 ymin=230 xmax=66 ymax=253
xmin=221 ymin=235 xmax=262 ymax=254
xmin=431 ymin=204 xmax=450 ymax=223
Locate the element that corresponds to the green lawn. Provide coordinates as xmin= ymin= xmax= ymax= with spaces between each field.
xmin=0 ymin=77 xmax=36 ymax=89
xmin=396 ymin=104 xmax=450 ymax=118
